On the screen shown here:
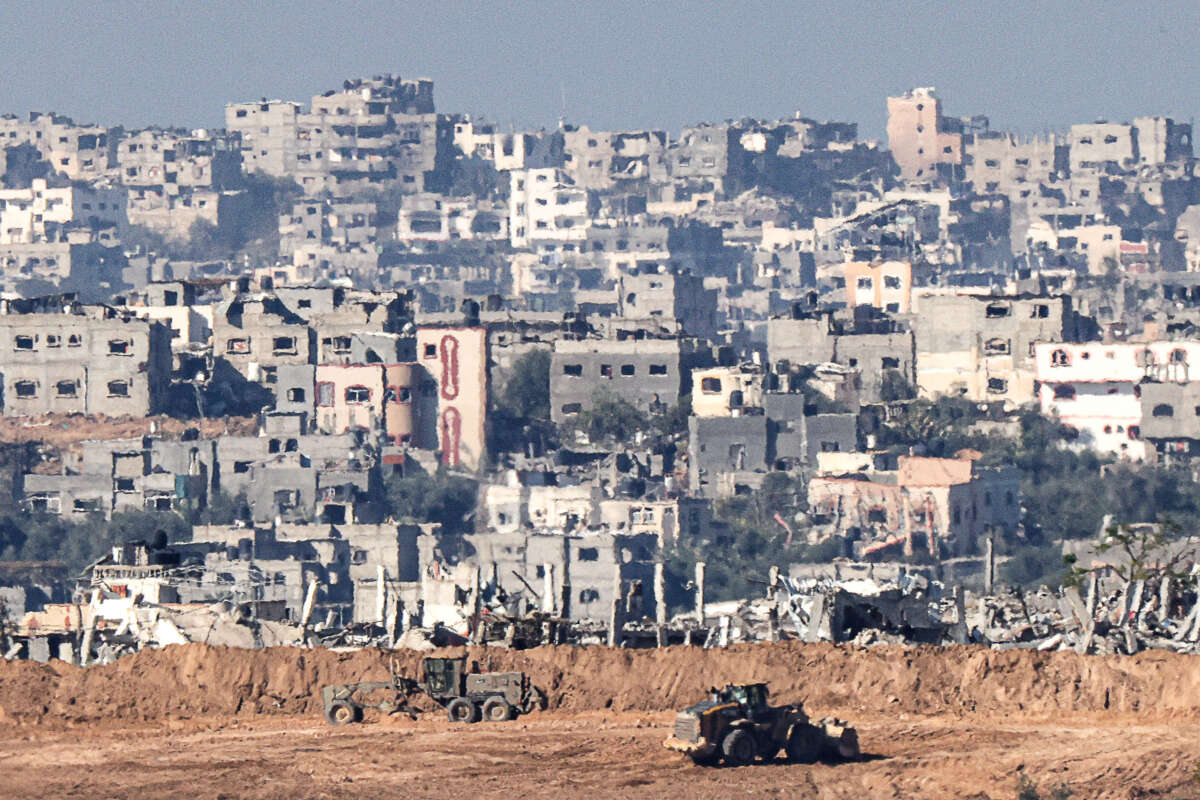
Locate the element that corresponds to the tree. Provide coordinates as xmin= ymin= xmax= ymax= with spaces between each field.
xmin=383 ymin=471 xmax=478 ymax=537
xmin=502 ymin=351 xmax=550 ymax=420
xmin=562 ymin=388 xmax=649 ymax=445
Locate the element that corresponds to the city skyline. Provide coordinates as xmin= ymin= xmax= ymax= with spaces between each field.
xmin=1 ymin=1 xmax=1197 ymax=137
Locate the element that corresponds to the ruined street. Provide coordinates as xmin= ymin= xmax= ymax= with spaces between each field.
xmin=1 ymin=710 xmax=1198 ymax=800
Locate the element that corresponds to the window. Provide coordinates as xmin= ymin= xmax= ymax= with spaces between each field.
xmin=107 ymin=338 xmax=131 ymax=356
xmin=67 ymin=334 xmax=81 ymax=347
xmin=115 ymin=478 xmax=135 ymax=492
xmin=1171 ymin=349 xmax=1188 ymax=364
xmin=987 ymin=378 xmax=1008 ymax=394
xmin=317 ymin=381 xmax=335 ymax=407
xmin=561 ymin=403 xmax=581 ymax=415
xmin=287 ymin=387 xmax=306 ymax=403
xmin=620 ymin=364 xmax=636 ymax=376
xmin=1050 ymin=349 xmax=1071 ymax=367
xmin=1153 ymin=404 xmax=1175 ymax=418
xmin=649 ymin=364 xmax=668 ymax=375
xmin=984 ymin=338 xmax=1010 ymax=355
xmin=867 ymin=508 xmax=887 ymax=523
xmin=233 ymin=461 xmax=251 ymax=474
xmin=423 ymin=343 xmax=437 ymax=358
xmin=226 ymin=338 xmax=250 ymax=354
xmin=14 ymin=381 xmax=36 ymax=398
xmin=820 ymin=441 xmax=840 ymax=453
xmin=985 ymin=303 xmax=1011 ymax=318
xmin=579 ymin=589 xmax=600 ymax=603
xmin=856 ymin=277 xmax=872 ymax=289
xmin=345 ymin=385 xmax=370 ymax=404
xmin=884 ymin=276 xmax=901 ymax=289
xmin=272 ymin=336 xmax=297 ymax=354
xmin=701 ymin=377 xmax=722 ymax=393
xmin=384 ymin=386 xmax=411 ymax=403
xmin=107 ymin=380 xmax=129 ymax=397
xmin=268 ymin=439 xmax=281 ymax=454
xmin=562 ymin=364 xmax=582 ymax=376
xmin=1053 ymin=384 xmax=1076 ymax=400
xmin=881 ymin=357 xmax=900 ymax=369
xmin=14 ymin=335 xmax=34 ymax=351
xmin=1033 ymin=304 xmax=1050 ymax=318
xmin=600 ymin=364 xmax=613 ymax=378
xmin=578 ymin=547 xmax=599 ymax=561
xmin=55 ymin=380 xmax=77 ymax=398
xmin=327 ymin=336 xmax=352 ymax=353
xmin=46 ymin=334 xmax=60 ymax=348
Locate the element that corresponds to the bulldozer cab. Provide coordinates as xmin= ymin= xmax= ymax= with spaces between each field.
xmin=422 ymin=656 xmax=466 ymax=699
xmin=723 ymin=683 xmax=772 ymax=722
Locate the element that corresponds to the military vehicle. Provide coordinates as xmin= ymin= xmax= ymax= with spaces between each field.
xmin=663 ymin=682 xmax=859 ymax=766
xmin=321 ymin=655 xmax=544 ymax=725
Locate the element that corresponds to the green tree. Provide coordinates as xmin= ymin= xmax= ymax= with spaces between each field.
xmin=562 ymin=388 xmax=649 ymax=445
xmin=383 ymin=471 xmax=478 ymax=537
xmin=501 ymin=351 xmax=550 ymax=420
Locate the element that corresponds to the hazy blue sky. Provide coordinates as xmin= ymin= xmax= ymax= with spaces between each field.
xmin=1 ymin=2 xmax=1197 ymax=139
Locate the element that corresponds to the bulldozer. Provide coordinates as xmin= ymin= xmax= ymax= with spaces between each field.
xmin=663 ymin=682 xmax=858 ymax=766
xmin=321 ymin=655 xmax=544 ymax=725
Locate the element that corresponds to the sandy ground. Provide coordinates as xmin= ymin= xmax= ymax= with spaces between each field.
xmin=2 ymin=709 xmax=1199 ymax=800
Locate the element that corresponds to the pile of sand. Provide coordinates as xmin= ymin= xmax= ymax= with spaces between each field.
xmin=2 ymin=641 xmax=1197 ymax=726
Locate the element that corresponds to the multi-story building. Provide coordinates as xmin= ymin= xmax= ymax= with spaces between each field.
xmin=0 ymin=299 xmax=171 ymax=417
xmin=915 ymin=293 xmax=1078 ymax=405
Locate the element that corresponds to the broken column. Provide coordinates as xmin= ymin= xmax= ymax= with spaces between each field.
xmin=654 ymin=561 xmax=666 ymax=648
xmin=541 ymin=563 xmax=556 ymax=614
xmin=608 ymin=564 xmax=622 ymax=647
xmin=375 ymin=564 xmax=387 ymax=627
xmin=695 ymin=561 xmax=706 ymax=627
xmin=984 ymin=535 xmax=995 ymax=595
xmin=299 ymin=578 xmax=319 ymax=630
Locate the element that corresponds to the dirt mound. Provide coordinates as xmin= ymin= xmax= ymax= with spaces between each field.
xmin=2 ymin=641 xmax=1199 ymax=727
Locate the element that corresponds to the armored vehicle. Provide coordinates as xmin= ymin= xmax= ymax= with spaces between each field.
xmin=663 ymin=682 xmax=858 ymax=766
xmin=321 ymin=655 xmax=543 ymax=725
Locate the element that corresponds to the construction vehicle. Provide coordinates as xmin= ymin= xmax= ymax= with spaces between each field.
xmin=663 ymin=682 xmax=859 ymax=766
xmin=321 ymin=655 xmax=544 ymax=725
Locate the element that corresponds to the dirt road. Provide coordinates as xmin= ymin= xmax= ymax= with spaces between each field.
xmin=2 ymin=709 xmax=1198 ymax=800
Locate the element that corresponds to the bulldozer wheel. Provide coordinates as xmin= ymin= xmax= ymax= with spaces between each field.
xmin=446 ymin=697 xmax=480 ymax=724
xmin=720 ymin=730 xmax=756 ymax=767
xmin=786 ymin=725 xmax=822 ymax=764
xmin=325 ymin=701 xmax=361 ymax=726
xmin=482 ymin=697 xmax=514 ymax=722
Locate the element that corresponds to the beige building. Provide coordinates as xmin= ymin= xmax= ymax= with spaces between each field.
xmin=842 ymin=261 xmax=912 ymax=313
xmin=691 ymin=366 xmax=764 ymax=417
xmin=314 ymin=363 xmax=423 ymax=443
xmin=914 ymin=293 xmax=1075 ymax=405
xmin=415 ymin=326 xmax=487 ymax=471
xmin=885 ymin=88 xmax=963 ymax=181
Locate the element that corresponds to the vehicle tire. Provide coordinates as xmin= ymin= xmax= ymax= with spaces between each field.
xmin=690 ymin=751 xmax=719 ymax=767
xmin=720 ymin=729 xmax=756 ymax=767
xmin=446 ymin=697 xmax=480 ymax=723
xmin=786 ymin=725 xmax=822 ymax=764
xmin=481 ymin=697 xmax=514 ymax=722
xmin=325 ymin=701 xmax=361 ymax=726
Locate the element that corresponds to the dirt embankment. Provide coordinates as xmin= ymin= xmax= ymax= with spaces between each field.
xmin=2 ymin=641 xmax=1199 ymax=727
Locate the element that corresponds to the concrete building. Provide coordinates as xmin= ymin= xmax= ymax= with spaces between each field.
xmin=0 ymin=179 xmax=125 ymax=244
xmin=886 ymin=88 xmax=967 ymax=181
xmin=842 ymin=261 xmax=912 ymax=313
xmin=551 ymin=333 xmax=705 ymax=423
xmin=807 ymin=454 xmax=1019 ymax=558
xmin=415 ymin=326 xmax=487 ymax=470
xmin=0 ymin=299 xmax=171 ymax=417
xmin=509 ymin=167 xmax=590 ymax=248
xmin=915 ymin=293 xmax=1078 ymax=405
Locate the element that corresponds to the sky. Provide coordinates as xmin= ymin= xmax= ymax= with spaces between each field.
xmin=0 ymin=1 xmax=1197 ymax=140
